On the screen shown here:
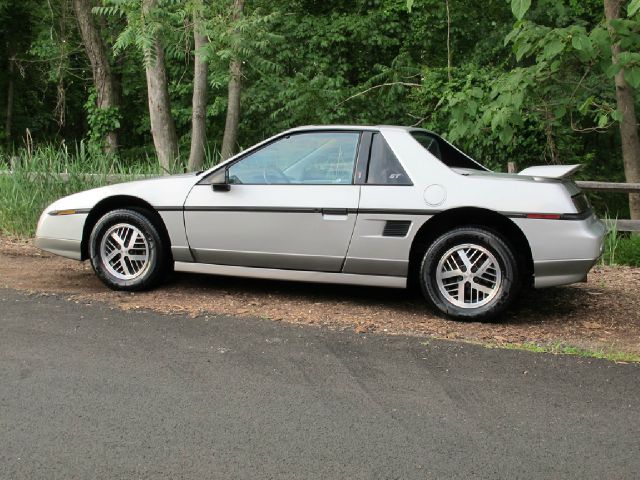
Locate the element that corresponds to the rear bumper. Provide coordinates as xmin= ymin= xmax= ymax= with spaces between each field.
xmin=533 ymin=258 xmax=599 ymax=288
xmin=514 ymin=214 xmax=606 ymax=288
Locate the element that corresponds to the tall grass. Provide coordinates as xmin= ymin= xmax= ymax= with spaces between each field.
xmin=0 ymin=143 xmax=166 ymax=236
xmin=601 ymin=218 xmax=621 ymax=266
xmin=601 ymin=222 xmax=640 ymax=267
xmin=0 ymin=142 xmax=224 ymax=237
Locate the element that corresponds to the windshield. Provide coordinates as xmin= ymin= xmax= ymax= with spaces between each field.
xmin=411 ymin=131 xmax=487 ymax=171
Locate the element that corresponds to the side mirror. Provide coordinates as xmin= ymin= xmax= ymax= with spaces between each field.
xmin=211 ymin=168 xmax=231 ymax=192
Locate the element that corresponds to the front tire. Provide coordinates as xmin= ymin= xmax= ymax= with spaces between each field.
xmin=420 ymin=227 xmax=520 ymax=321
xmin=89 ymin=209 xmax=169 ymax=291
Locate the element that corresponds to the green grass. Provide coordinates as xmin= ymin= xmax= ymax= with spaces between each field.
xmin=0 ymin=143 xmax=166 ymax=236
xmin=601 ymin=219 xmax=640 ymax=267
xmin=611 ymin=234 xmax=640 ymax=267
xmin=0 ymin=142 xmax=224 ymax=237
xmin=491 ymin=341 xmax=640 ymax=363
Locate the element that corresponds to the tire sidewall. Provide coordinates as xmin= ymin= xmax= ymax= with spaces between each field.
xmin=420 ymin=227 xmax=519 ymax=321
xmin=89 ymin=209 xmax=166 ymax=291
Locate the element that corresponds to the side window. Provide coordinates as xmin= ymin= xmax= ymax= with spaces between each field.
xmin=411 ymin=131 xmax=486 ymax=171
xmin=228 ymin=132 xmax=360 ymax=185
xmin=412 ymin=132 xmax=442 ymax=160
xmin=366 ymin=133 xmax=412 ymax=185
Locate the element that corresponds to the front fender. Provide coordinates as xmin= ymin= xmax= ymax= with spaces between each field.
xmin=35 ymin=174 xmax=200 ymax=261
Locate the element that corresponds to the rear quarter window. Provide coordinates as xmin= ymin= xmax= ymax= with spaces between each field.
xmin=411 ymin=132 xmax=487 ymax=171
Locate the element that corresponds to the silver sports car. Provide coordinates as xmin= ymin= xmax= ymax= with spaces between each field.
xmin=36 ymin=126 xmax=606 ymax=320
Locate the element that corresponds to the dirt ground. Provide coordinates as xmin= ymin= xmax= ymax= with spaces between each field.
xmin=1 ymin=236 xmax=640 ymax=356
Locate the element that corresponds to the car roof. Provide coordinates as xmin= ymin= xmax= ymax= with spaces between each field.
xmin=284 ymin=125 xmax=422 ymax=134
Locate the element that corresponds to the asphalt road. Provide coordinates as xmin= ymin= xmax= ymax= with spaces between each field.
xmin=1 ymin=288 xmax=639 ymax=479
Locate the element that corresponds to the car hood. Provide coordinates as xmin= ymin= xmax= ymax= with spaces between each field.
xmin=44 ymin=172 xmax=201 ymax=214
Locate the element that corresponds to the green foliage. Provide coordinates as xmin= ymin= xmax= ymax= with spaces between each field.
xmin=405 ymin=0 xmax=640 ymax=194
xmin=0 ymin=0 xmax=639 ymax=222
xmin=84 ymin=88 xmax=121 ymax=148
xmin=511 ymin=0 xmax=531 ymax=21
xmin=615 ymin=234 xmax=640 ymax=267
xmin=96 ymin=0 xmax=178 ymax=66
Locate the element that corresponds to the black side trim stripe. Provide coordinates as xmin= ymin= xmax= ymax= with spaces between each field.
xmin=178 ymin=206 xmax=324 ymax=214
xmin=358 ymin=208 xmax=441 ymax=216
xmin=154 ymin=206 xmax=184 ymax=212
xmin=560 ymin=208 xmax=593 ymax=221
xmin=160 ymin=206 xmax=442 ymax=215
xmin=156 ymin=206 xmax=592 ymax=221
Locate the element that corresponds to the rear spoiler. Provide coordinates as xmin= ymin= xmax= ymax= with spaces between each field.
xmin=518 ymin=164 xmax=582 ymax=179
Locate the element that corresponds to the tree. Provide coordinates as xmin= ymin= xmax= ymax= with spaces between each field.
xmin=142 ymin=0 xmax=178 ymax=172
xmin=188 ymin=0 xmax=209 ymax=171
xmin=1 ymin=0 xmax=636 ymax=226
xmin=72 ymin=0 xmax=120 ymax=154
xmin=220 ymin=0 xmax=245 ymax=161
xmin=99 ymin=0 xmax=180 ymax=171
xmin=4 ymin=52 xmax=15 ymax=147
xmin=604 ymin=0 xmax=640 ymax=220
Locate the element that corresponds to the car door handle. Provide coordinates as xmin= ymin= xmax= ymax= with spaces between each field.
xmin=321 ymin=209 xmax=349 ymax=216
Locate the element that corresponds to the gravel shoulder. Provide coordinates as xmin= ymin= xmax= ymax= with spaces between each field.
xmin=2 ymin=236 xmax=639 ymax=357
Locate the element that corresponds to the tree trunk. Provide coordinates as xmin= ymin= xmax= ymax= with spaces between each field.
xmin=446 ymin=0 xmax=452 ymax=82
xmin=72 ymin=0 xmax=119 ymax=154
xmin=604 ymin=0 xmax=640 ymax=220
xmin=5 ymin=54 xmax=15 ymax=146
xmin=143 ymin=0 xmax=179 ymax=172
xmin=188 ymin=2 xmax=209 ymax=172
xmin=220 ymin=0 xmax=245 ymax=161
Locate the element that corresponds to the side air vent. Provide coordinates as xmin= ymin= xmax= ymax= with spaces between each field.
xmin=383 ymin=220 xmax=412 ymax=238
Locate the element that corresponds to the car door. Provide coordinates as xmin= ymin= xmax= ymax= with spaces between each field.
xmin=184 ymin=130 xmax=363 ymax=272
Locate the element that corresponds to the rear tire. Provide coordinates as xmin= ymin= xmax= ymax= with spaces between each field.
xmin=89 ymin=209 xmax=169 ymax=291
xmin=419 ymin=227 xmax=520 ymax=321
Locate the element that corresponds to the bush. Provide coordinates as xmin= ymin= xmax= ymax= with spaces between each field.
xmin=614 ymin=235 xmax=640 ymax=267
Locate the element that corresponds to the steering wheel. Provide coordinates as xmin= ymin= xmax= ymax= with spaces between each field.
xmin=262 ymin=166 xmax=290 ymax=184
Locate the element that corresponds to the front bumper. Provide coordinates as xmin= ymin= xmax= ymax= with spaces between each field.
xmin=34 ymin=210 xmax=88 ymax=261
xmin=34 ymin=237 xmax=82 ymax=260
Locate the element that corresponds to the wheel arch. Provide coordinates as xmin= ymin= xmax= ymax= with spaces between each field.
xmin=408 ymin=207 xmax=534 ymax=286
xmin=80 ymin=195 xmax=173 ymax=262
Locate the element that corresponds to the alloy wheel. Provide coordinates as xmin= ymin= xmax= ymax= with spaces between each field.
xmin=99 ymin=223 xmax=151 ymax=281
xmin=435 ymin=243 xmax=502 ymax=309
